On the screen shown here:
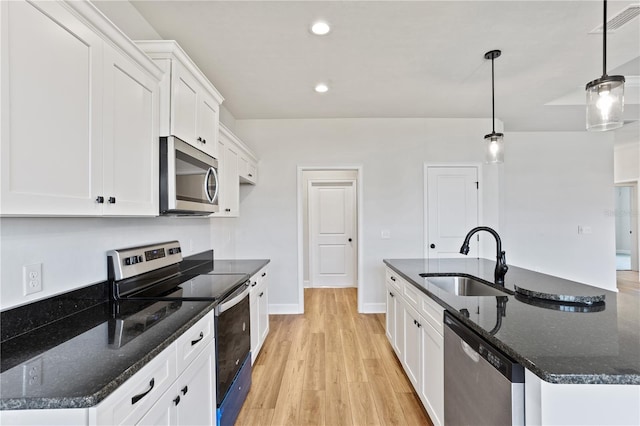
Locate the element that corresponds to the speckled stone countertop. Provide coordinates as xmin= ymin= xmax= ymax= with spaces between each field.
xmin=0 ymin=255 xmax=269 ymax=410
xmin=384 ymin=258 xmax=640 ymax=385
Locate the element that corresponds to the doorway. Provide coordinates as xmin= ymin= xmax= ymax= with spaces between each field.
xmin=309 ymin=180 xmax=357 ymax=287
xmin=614 ymin=184 xmax=638 ymax=271
xmin=298 ymin=167 xmax=362 ymax=313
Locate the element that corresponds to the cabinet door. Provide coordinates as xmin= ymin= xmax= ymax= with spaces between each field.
xmin=385 ymin=285 xmax=396 ymax=345
xmin=393 ymin=293 xmax=404 ymax=358
xmin=1 ymin=0 xmax=103 ymax=215
xmin=238 ymin=155 xmax=257 ymax=184
xmin=250 ymin=275 xmax=260 ymax=363
xmin=403 ymin=304 xmax=421 ymax=389
xmin=171 ymin=61 xmax=198 ymax=145
xmin=258 ymin=280 xmax=269 ymax=346
xmin=136 ymin=387 xmax=176 ymax=426
xmin=421 ymin=321 xmax=444 ymax=426
xmin=102 ymin=45 xmax=158 ymax=216
xmin=197 ymin=94 xmax=219 ymax=159
xmin=223 ymin=143 xmax=239 ymax=216
xmin=175 ymin=341 xmax=215 ymax=426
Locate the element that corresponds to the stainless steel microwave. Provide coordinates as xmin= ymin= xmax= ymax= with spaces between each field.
xmin=159 ymin=136 xmax=219 ymax=216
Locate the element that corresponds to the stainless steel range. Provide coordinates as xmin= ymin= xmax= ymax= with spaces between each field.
xmin=108 ymin=241 xmax=252 ymax=426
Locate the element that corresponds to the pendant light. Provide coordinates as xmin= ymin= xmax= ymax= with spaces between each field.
xmin=586 ymin=0 xmax=625 ymax=131
xmin=484 ymin=49 xmax=504 ymax=164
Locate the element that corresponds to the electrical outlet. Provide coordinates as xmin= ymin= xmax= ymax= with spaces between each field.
xmin=22 ymin=357 xmax=43 ymax=392
xmin=23 ymin=263 xmax=42 ymax=296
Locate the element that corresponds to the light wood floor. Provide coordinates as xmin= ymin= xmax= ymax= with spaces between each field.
xmin=617 ymin=270 xmax=640 ymax=296
xmin=235 ymin=288 xmax=433 ymax=426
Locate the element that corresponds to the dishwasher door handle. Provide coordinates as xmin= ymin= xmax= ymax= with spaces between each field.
xmin=461 ymin=340 xmax=480 ymax=362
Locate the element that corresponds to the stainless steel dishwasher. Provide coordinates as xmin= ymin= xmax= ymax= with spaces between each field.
xmin=443 ymin=311 xmax=524 ymax=426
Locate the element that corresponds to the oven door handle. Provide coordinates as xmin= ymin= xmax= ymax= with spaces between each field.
xmin=217 ymin=281 xmax=250 ymax=314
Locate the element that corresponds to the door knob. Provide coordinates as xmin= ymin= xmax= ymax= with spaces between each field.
xmin=430 ymin=244 xmax=436 ymax=249
xmin=348 ymin=238 xmax=352 ymax=242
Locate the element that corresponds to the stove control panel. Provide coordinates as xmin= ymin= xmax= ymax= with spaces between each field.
xmin=108 ymin=241 xmax=183 ymax=281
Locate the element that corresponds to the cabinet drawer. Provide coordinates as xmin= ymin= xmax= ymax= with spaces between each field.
xmin=95 ymin=344 xmax=177 ymax=425
xmin=175 ymin=311 xmax=214 ymax=374
xmin=385 ymin=268 xmax=402 ymax=292
xmin=403 ymin=281 xmax=420 ymax=310
xmin=420 ymin=294 xmax=444 ymax=335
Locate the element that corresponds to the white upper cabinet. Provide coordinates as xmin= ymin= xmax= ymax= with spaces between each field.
xmin=214 ymin=124 xmax=240 ymax=217
xmin=239 ymin=152 xmax=258 ymax=185
xmin=0 ymin=0 xmax=162 ymax=216
xmin=102 ymin=45 xmax=159 ymax=216
xmin=136 ymin=41 xmax=223 ymax=160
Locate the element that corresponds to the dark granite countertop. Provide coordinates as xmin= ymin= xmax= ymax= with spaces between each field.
xmin=383 ymin=258 xmax=640 ymax=385
xmin=0 ymin=256 xmax=269 ymax=410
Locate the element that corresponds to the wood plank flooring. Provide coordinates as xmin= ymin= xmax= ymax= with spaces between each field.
xmin=617 ymin=270 xmax=640 ymax=296
xmin=236 ymin=288 xmax=433 ymax=426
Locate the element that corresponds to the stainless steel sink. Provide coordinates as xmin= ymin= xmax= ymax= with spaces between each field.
xmin=419 ymin=274 xmax=510 ymax=297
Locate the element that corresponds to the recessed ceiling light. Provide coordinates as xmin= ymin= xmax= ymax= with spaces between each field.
xmin=310 ymin=21 xmax=331 ymax=36
xmin=314 ymin=83 xmax=329 ymax=93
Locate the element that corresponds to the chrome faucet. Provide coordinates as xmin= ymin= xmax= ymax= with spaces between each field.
xmin=459 ymin=226 xmax=508 ymax=286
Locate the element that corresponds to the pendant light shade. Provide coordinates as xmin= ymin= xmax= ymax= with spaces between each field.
xmin=484 ymin=132 xmax=504 ymax=164
xmin=484 ymin=50 xmax=503 ymax=164
xmin=586 ymin=0 xmax=625 ymax=131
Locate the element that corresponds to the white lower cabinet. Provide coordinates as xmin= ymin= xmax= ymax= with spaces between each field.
xmin=403 ymin=304 xmax=422 ymax=389
xmin=137 ymin=340 xmax=215 ymax=426
xmin=94 ymin=311 xmax=215 ymax=426
xmin=385 ymin=267 xmax=444 ymax=426
xmin=385 ymin=284 xmax=396 ymax=344
xmin=250 ymin=267 xmax=270 ymax=364
xmin=95 ymin=345 xmax=177 ymax=425
xmin=420 ymin=319 xmax=444 ymax=426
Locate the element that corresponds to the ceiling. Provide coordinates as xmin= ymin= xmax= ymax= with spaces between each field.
xmin=124 ymin=0 xmax=639 ymax=140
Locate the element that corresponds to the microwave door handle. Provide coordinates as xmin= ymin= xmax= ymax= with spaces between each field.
xmin=210 ymin=166 xmax=219 ymax=203
xmin=204 ymin=167 xmax=215 ymax=203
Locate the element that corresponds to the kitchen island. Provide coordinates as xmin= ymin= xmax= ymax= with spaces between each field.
xmin=384 ymin=258 xmax=640 ymax=425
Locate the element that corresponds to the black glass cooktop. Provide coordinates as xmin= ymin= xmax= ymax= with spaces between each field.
xmin=120 ymin=272 xmax=249 ymax=302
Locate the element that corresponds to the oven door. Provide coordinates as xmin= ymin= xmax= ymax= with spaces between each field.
xmin=215 ymin=282 xmax=251 ymax=406
xmin=160 ymin=136 xmax=219 ymax=215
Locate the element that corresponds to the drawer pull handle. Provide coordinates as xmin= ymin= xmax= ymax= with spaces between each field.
xmin=131 ymin=378 xmax=154 ymax=405
xmin=259 ymin=292 xmax=264 ymax=297
xmin=95 ymin=196 xmax=104 ymax=204
xmin=261 ymin=272 xmax=266 ymax=277
xmin=173 ymin=395 xmax=181 ymax=406
xmin=248 ymin=173 xmax=253 ymax=177
xmin=251 ymin=281 xmax=257 ymax=287
xmin=389 ymin=292 xmax=394 ymax=297
xmin=390 ymin=276 xmax=396 ymax=282
xmin=191 ymin=331 xmax=204 ymax=346
xmin=181 ymin=386 xmax=188 ymax=395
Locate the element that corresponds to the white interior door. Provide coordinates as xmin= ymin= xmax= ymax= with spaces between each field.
xmin=426 ymin=166 xmax=479 ymax=258
xmin=309 ymin=181 xmax=356 ymax=287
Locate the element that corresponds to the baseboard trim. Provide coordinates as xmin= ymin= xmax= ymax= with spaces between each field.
xmin=268 ymin=304 xmax=303 ymax=315
xmin=362 ymin=302 xmax=386 ymax=314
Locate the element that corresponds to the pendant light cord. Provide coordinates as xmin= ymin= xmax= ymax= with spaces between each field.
xmin=603 ymin=0 xmax=607 ymax=77
xmin=491 ymin=55 xmax=496 ymax=134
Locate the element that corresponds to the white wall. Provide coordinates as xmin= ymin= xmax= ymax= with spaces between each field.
xmin=234 ymin=118 xmax=500 ymax=312
xmin=502 ymin=131 xmax=616 ymax=290
xmin=614 ymin=142 xmax=639 ymax=184
xmin=0 ymin=217 xmax=237 ymax=311
xmin=92 ymin=1 xmax=161 ymax=40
